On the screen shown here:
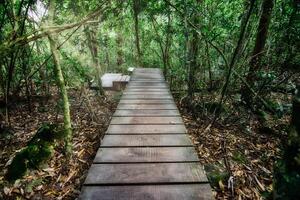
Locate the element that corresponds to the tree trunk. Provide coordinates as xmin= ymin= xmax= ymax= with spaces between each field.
xmin=133 ymin=0 xmax=142 ymax=66
xmin=163 ymin=10 xmax=172 ymax=80
xmin=205 ymin=41 xmax=213 ymax=90
xmin=241 ymin=0 xmax=274 ymax=105
xmin=116 ymin=1 xmax=124 ymax=69
xmin=84 ymin=26 xmax=105 ymax=95
xmin=187 ymin=13 xmax=200 ymax=99
xmin=47 ymin=0 xmax=72 ymax=156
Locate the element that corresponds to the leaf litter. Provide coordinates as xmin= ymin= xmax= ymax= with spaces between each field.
xmin=0 ymin=88 xmax=117 ymax=199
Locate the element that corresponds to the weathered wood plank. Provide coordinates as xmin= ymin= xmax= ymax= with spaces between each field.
xmin=123 ymin=92 xmax=170 ymax=95
xmin=121 ymin=94 xmax=172 ymax=99
xmin=110 ymin=116 xmax=183 ymax=125
xmin=80 ymin=184 xmax=213 ymax=200
xmin=126 ymin=85 xmax=168 ymax=89
xmin=101 ymin=135 xmax=192 ymax=147
xmin=94 ymin=147 xmax=199 ymax=163
xmin=131 ymin=75 xmax=163 ymax=79
xmin=124 ymin=88 xmax=169 ymax=92
xmin=130 ymin=79 xmax=165 ymax=81
xmin=114 ymin=110 xmax=180 ymax=116
xmin=117 ymin=104 xmax=177 ymax=110
xmin=129 ymin=82 xmax=166 ymax=86
xmin=119 ymin=99 xmax=174 ymax=104
xmin=130 ymin=80 xmax=165 ymax=82
xmin=106 ymin=124 xmax=186 ymax=134
xmin=84 ymin=163 xmax=208 ymax=185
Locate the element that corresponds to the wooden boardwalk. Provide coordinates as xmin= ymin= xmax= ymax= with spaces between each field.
xmin=79 ymin=68 xmax=212 ymax=200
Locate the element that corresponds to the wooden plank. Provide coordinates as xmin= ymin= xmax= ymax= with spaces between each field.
xmin=128 ymin=82 xmax=166 ymax=86
xmin=84 ymin=163 xmax=208 ymax=185
xmin=117 ymin=104 xmax=177 ymax=110
xmin=80 ymin=184 xmax=213 ymax=200
xmin=127 ymin=85 xmax=168 ymax=89
xmin=123 ymin=92 xmax=170 ymax=95
xmin=106 ymin=124 xmax=187 ymax=134
xmin=131 ymin=78 xmax=165 ymax=81
xmin=121 ymin=94 xmax=172 ymax=99
xmin=130 ymin=80 xmax=165 ymax=82
xmin=122 ymin=94 xmax=171 ymax=97
xmin=114 ymin=110 xmax=180 ymax=116
xmin=94 ymin=147 xmax=199 ymax=163
xmin=110 ymin=116 xmax=183 ymax=125
xmin=135 ymin=68 xmax=161 ymax=72
xmin=119 ymin=99 xmax=174 ymax=104
xmin=122 ymin=94 xmax=173 ymax=99
xmin=131 ymin=75 xmax=163 ymax=79
xmin=101 ymin=135 xmax=192 ymax=147
xmin=125 ymin=88 xmax=169 ymax=92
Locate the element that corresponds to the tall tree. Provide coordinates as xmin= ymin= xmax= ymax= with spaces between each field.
xmin=84 ymin=25 xmax=105 ymax=95
xmin=241 ymin=0 xmax=274 ymax=105
xmin=132 ymin=0 xmax=142 ymax=66
xmin=187 ymin=13 xmax=200 ymax=99
xmin=47 ymin=0 xmax=72 ymax=155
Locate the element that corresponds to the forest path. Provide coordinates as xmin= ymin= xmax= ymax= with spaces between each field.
xmin=79 ymin=68 xmax=212 ymax=199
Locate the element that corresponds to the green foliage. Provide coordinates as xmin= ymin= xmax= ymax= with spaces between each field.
xmin=232 ymin=151 xmax=248 ymax=164
xmin=5 ymin=123 xmax=62 ymax=183
xmin=273 ymin=159 xmax=300 ymax=199
xmin=273 ymin=87 xmax=300 ymax=199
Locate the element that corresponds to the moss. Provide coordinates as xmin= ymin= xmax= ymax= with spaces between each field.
xmin=28 ymin=123 xmax=58 ymax=145
xmin=5 ymin=150 xmax=28 ymax=182
xmin=5 ymin=123 xmax=61 ymax=183
xmin=26 ymin=143 xmax=53 ymax=168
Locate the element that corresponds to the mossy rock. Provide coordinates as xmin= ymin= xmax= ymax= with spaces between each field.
xmin=5 ymin=123 xmax=60 ymax=183
xmin=28 ymin=123 xmax=62 ymax=145
xmin=5 ymin=150 xmax=28 ymax=182
xmin=26 ymin=144 xmax=54 ymax=168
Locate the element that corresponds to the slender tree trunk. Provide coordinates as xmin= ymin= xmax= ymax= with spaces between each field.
xmin=187 ymin=0 xmax=202 ymax=99
xmin=84 ymin=26 xmax=105 ymax=95
xmin=133 ymin=0 xmax=142 ymax=66
xmin=205 ymin=41 xmax=213 ymax=90
xmin=163 ymin=11 xmax=172 ymax=80
xmin=116 ymin=2 xmax=124 ymax=69
xmin=47 ymin=0 xmax=72 ymax=156
xmin=116 ymin=30 xmax=124 ymax=68
xmin=241 ymin=0 xmax=274 ymax=105
xmin=187 ymin=14 xmax=200 ymax=99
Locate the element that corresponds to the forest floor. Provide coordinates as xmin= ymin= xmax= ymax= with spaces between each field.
xmin=175 ymin=92 xmax=288 ymax=200
xmin=0 ymin=87 xmax=289 ymax=200
xmin=0 ymin=88 xmax=118 ymax=200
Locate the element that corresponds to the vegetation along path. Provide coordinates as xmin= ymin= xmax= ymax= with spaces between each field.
xmin=79 ymin=68 xmax=213 ymax=199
